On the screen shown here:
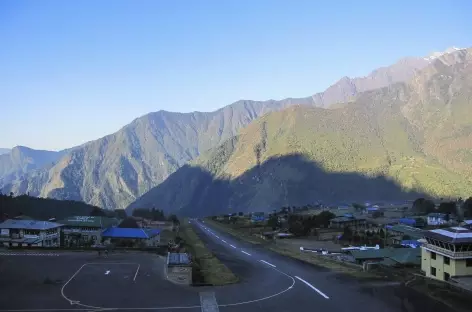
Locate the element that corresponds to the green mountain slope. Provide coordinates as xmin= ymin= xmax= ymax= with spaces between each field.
xmin=128 ymin=49 xmax=472 ymax=215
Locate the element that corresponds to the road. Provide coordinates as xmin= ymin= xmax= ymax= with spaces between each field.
xmin=192 ymin=219 xmax=456 ymax=312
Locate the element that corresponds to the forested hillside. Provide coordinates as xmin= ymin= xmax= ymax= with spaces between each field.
xmin=128 ymin=49 xmax=472 ymax=216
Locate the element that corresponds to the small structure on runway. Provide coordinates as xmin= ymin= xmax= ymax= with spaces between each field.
xmin=165 ymin=252 xmax=192 ymax=285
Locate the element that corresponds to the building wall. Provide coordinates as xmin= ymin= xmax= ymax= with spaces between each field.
xmin=421 ymin=247 xmax=472 ymax=280
xmin=453 ymin=258 xmax=472 ymax=276
xmin=1 ymin=227 xmax=60 ymax=247
xmin=63 ymin=228 xmax=102 ymax=246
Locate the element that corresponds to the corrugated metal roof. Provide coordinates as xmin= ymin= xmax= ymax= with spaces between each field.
xmin=101 ymin=227 xmax=160 ymax=239
xmin=57 ymin=216 xmax=118 ymax=228
xmin=350 ymin=248 xmax=421 ymax=265
xmin=168 ymin=253 xmax=190 ymax=265
xmin=0 ymin=219 xmax=63 ymax=230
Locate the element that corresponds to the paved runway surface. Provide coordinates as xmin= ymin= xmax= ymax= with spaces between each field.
xmin=0 ymin=221 xmax=460 ymax=312
xmin=193 ymin=220 xmax=458 ymax=312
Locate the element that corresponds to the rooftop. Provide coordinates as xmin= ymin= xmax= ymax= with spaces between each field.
xmin=0 ymin=219 xmax=63 ymax=230
xmin=427 ymin=213 xmax=448 ymax=218
xmin=388 ymin=224 xmax=425 ymax=239
xmin=350 ymin=248 xmax=421 ymax=265
xmin=58 ymin=216 xmax=118 ymax=228
xmin=425 ymin=227 xmax=472 ymax=243
xmin=101 ymin=227 xmax=160 ymax=239
xmin=330 ymin=216 xmax=366 ymax=223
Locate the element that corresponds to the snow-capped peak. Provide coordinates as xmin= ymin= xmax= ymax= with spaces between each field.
xmin=423 ymin=46 xmax=463 ymax=61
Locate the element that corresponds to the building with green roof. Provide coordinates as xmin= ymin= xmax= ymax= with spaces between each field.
xmin=57 ymin=216 xmax=119 ymax=247
xmin=350 ymin=248 xmax=421 ymax=267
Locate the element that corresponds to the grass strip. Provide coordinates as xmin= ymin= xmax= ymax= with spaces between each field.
xmin=178 ymin=222 xmax=238 ymax=286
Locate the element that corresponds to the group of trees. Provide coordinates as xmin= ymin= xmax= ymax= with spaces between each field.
xmin=412 ymin=197 xmax=472 ymax=219
xmin=286 ymin=211 xmax=336 ymax=236
xmin=0 ymin=193 xmax=103 ymax=221
xmin=131 ymin=208 xmax=180 ymax=224
xmin=340 ymin=226 xmax=385 ymax=246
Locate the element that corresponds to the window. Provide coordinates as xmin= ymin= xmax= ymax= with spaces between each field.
xmin=466 ymin=259 xmax=472 ymax=267
xmin=431 ymin=252 xmax=436 ymax=260
xmin=444 ymin=272 xmax=450 ymax=281
xmin=444 ymin=256 xmax=450 ymax=265
xmin=430 ymin=267 xmax=436 ymax=276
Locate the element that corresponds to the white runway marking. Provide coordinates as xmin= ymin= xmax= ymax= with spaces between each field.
xmin=241 ymin=251 xmax=251 ymax=256
xmin=221 ymin=240 xmax=227 ymax=243
xmin=229 ymin=244 xmax=237 ymax=249
xmin=200 ymin=292 xmax=219 ymax=312
xmin=133 ymin=264 xmax=140 ymax=281
xmin=295 ymin=276 xmax=330 ymax=299
xmin=0 ymin=253 xmax=60 ymax=256
xmin=259 ymin=260 xmax=276 ymax=268
xmin=61 ymin=262 xmax=141 ymax=310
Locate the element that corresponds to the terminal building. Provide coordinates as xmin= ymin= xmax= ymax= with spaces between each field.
xmin=421 ymin=227 xmax=472 ymax=283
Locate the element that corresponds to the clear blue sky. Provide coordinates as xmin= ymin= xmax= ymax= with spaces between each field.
xmin=1 ymin=0 xmax=470 ymax=151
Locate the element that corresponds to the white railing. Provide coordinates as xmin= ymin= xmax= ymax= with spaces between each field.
xmin=423 ymin=243 xmax=472 ymax=258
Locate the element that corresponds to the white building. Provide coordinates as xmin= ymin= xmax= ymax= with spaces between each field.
xmin=0 ymin=219 xmax=63 ymax=247
xmin=427 ymin=213 xmax=449 ymax=226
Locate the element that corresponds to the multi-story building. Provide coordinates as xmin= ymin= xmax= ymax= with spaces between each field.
xmin=329 ymin=214 xmax=366 ymax=230
xmin=0 ymin=219 xmax=62 ymax=247
xmin=421 ymin=227 xmax=472 ymax=281
xmin=57 ymin=216 xmax=118 ymax=247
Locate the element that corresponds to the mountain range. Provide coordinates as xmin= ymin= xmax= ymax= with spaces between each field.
xmin=0 ymin=146 xmax=68 ymax=189
xmin=0 ymin=149 xmax=10 ymax=155
xmin=2 ymin=47 xmax=471 ymax=215
xmin=127 ymin=48 xmax=472 ymax=215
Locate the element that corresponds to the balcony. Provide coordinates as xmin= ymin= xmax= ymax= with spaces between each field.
xmin=423 ymin=243 xmax=472 ymax=259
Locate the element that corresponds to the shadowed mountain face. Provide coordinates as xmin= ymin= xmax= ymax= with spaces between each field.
xmin=129 ymin=48 xmax=472 ymax=215
xmin=0 ymin=146 xmax=67 ymax=189
xmin=126 ymin=154 xmax=425 ymax=217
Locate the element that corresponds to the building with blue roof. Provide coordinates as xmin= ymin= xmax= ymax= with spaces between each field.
xmin=102 ymin=227 xmax=160 ymax=247
xmin=0 ymin=219 xmax=63 ymax=247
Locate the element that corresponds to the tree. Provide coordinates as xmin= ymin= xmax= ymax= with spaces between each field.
xmin=342 ymin=226 xmax=353 ymax=241
xmin=412 ymin=198 xmax=435 ymax=214
xmin=238 ymin=212 xmax=244 ymax=216
xmin=463 ymin=197 xmax=472 ymax=218
xmin=438 ymin=202 xmax=456 ymax=215
xmin=118 ymin=217 xmax=140 ymax=228
xmin=90 ymin=207 xmax=107 ymax=217
xmin=372 ymin=211 xmax=383 ymax=218
xmin=267 ymin=214 xmax=279 ymax=230
xmin=168 ymin=214 xmax=180 ymax=225
xmin=352 ymin=203 xmax=365 ymax=211
xmin=114 ymin=209 xmax=128 ymax=219
xmin=316 ymin=211 xmax=336 ymax=228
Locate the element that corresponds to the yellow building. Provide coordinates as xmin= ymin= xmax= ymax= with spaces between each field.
xmin=421 ymin=227 xmax=472 ymax=281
